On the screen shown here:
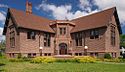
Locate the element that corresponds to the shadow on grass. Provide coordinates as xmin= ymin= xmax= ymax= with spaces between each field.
xmin=0 ymin=63 xmax=5 ymax=66
xmin=0 ymin=69 xmax=5 ymax=72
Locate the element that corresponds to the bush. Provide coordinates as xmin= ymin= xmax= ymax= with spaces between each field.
xmin=104 ymin=53 xmax=112 ymax=59
xmin=123 ymin=53 xmax=125 ymax=59
xmin=0 ymin=63 xmax=5 ymax=66
xmin=9 ymin=58 xmax=24 ymax=62
xmin=17 ymin=53 xmax=22 ymax=59
xmin=74 ymin=56 xmax=96 ymax=63
xmin=9 ymin=56 xmax=31 ymax=62
xmin=0 ymin=53 xmax=6 ymax=58
xmin=22 ymin=56 xmax=31 ymax=61
xmin=103 ymin=58 xmax=120 ymax=63
xmin=56 ymin=59 xmax=76 ymax=63
xmin=31 ymin=57 xmax=56 ymax=63
xmin=118 ymin=57 xmax=123 ymax=59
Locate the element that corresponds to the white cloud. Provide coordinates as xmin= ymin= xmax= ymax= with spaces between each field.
xmin=79 ymin=0 xmax=93 ymax=12
xmin=0 ymin=4 xmax=8 ymax=8
xmin=0 ymin=10 xmax=6 ymax=42
xmin=0 ymin=11 xmax=6 ymax=24
xmin=93 ymin=0 xmax=125 ymax=26
xmin=0 ymin=27 xmax=3 ymax=35
xmin=36 ymin=2 xmax=72 ymax=20
xmin=36 ymin=1 xmax=98 ymax=20
xmin=0 ymin=27 xmax=5 ymax=42
xmin=36 ymin=0 xmax=125 ymax=27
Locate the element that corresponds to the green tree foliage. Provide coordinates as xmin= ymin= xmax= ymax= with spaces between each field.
xmin=104 ymin=53 xmax=112 ymax=59
xmin=120 ymin=34 xmax=125 ymax=47
xmin=0 ymin=40 xmax=5 ymax=56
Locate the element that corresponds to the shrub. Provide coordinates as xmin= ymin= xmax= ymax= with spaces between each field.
xmin=56 ymin=59 xmax=76 ymax=63
xmin=17 ymin=53 xmax=22 ymax=59
xmin=0 ymin=63 xmax=5 ymax=66
xmin=9 ymin=58 xmax=23 ymax=62
xmin=0 ymin=53 xmax=6 ymax=58
xmin=118 ymin=57 xmax=123 ymax=59
xmin=31 ymin=57 xmax=56 ymax=63
xmin=123 ymin=53 xmax=125 ymax=59
xmin=74 ymin=56 xmax=96 ymax=63
xmin=103 ymin=58 xmax=120 ymax=63
xmin=22 ymin=56 xmax=31 ymax=61
xmin=122 ymin=59 xmax=125 ymax=62
xmin=104 ymin=53 xmax=112 ymax=59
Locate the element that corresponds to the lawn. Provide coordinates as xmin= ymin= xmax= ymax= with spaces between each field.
xmin=0 ymin=58 xmax=125 ymax=72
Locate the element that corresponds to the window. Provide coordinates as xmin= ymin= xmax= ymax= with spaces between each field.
xmin=90 ymin=30 xmax=94 ymax=39
xmin=27 ymin=31 xmax=36 ymax=39
xmin=111 ymin=26 xmax=115 ymax=46
xmin=28 ymin=53 xmax=31 ymax=58
xmin=59 ymin=27 xmax=66 ymax=35
xmin=95 ymin=53 xmax=98 ymax=57
xmin=48 ymin=53 xmax=51 ymax=56
xmin=75 ymin=32 xmax=82 ymax=46
xmin=44 ymin=53 xmax=47 ymax=56
xmin=75 ymin=53 xmax=78 ymax=56
xmin=90 ymin=29 xmax=99 ymax=39
xmin=44 ymin=33 xmax=51 ymax=47
xmin=33 ymin=53 xmax=36 ymax=56
xmin=90 ymin=53 xmax=94 ymax=56
xmin=75 ymin=53 xmax=82 ymax=56
xmin=10 ymin=28 xmax=15 ymax=47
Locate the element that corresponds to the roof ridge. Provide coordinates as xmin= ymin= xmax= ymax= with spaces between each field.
xmin=9 ymin=8 xmax=54 ymax=21
xmin=71 ymin=7 xmax=116 ymax=21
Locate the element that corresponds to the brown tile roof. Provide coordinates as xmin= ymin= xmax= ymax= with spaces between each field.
xmin=3 ymin=7 xmax=121 ymax=35
xmin=71 ymin=7 xmax=116 ymax=33
xmin=9 ymin=8 xmax=55 ymax=33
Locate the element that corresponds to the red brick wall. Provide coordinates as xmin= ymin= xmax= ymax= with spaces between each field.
xmin=19 ymin=28 xmax=55 ymax=56
xmin=71 ymin=27 xmax=106 ymax=54
xmin=5 ymin=18 xmax=20 ymax=55
xmin=105 ymin=15 xmax=120 ymax=57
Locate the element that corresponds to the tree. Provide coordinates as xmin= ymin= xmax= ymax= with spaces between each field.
xmin=104 ymin=53 xmax=112 ymax=59
xmin=0 ymin=40 xmax=6 ymax=53
xmin=120 ymin=34 xmax=125 ymax=47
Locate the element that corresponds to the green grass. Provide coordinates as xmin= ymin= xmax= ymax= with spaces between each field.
xmin=0 ymin=58 xmax=125 ymax=72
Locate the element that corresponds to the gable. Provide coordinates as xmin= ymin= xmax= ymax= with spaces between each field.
xmin=113 ymin=10 xmax=122 ymax=34
xmin=70 ymin=7 xmax=122 ymax=34
xmin=3 ymin=8 xmax=55 ymax=35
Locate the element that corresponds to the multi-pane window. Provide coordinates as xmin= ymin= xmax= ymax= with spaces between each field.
xmin=27 ymin=31 xmax=36 ymax=39
xmin=90 ymin=29 xmax=99 ymax=39
xmin=75 ymin=32 xmax=82 ymax=46
xmin=111 ymin=26 xmax=115 ymax=46
xmin=44 ymin=33 xmax=51 ymax=47
xmin=10 ymin=28 xmax=15 ymax=47
xmin=59 ymin=27 xmax=66 ymax=35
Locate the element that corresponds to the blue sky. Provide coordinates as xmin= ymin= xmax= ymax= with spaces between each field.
xmin=0 ymin=0 xmax=125 ymax=41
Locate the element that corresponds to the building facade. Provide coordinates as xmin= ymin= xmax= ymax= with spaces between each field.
xmin=3 ymin=2 xmax=122 ymax=58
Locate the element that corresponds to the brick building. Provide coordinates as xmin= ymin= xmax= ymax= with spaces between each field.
xmin=3 ymin=2 xmax=122 ymax=58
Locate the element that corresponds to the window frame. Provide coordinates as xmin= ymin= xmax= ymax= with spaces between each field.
xmin=59 ymin=27 xmax=66 ymax=35
xmin=27 ymin=31 xmax=36 ymax=39
xmin=9 ymin=27 xmax=15 ymax=48
xmin=90 ymin=29 xmax=99 ymax=39
xmin=75 ymin=32 xmax=83 ymax=46
xmin=44 ymin=32 xmax=51 ymax=47
xmin=110 ymin=26 xmax=115 ymax=46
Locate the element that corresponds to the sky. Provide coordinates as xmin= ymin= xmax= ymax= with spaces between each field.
xmin=0 ymin=0 xmax=125 ymax=42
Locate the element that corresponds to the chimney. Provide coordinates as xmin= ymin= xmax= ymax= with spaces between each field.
xmin=26 ymin=0 xmax=32 ymax=14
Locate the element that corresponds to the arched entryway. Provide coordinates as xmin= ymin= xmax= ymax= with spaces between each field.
xmin=59 ymin=43 xmax=67 ymax=55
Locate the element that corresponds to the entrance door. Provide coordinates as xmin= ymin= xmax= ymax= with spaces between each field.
xmin=59 ymin=43 xmax=67 ymax=55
